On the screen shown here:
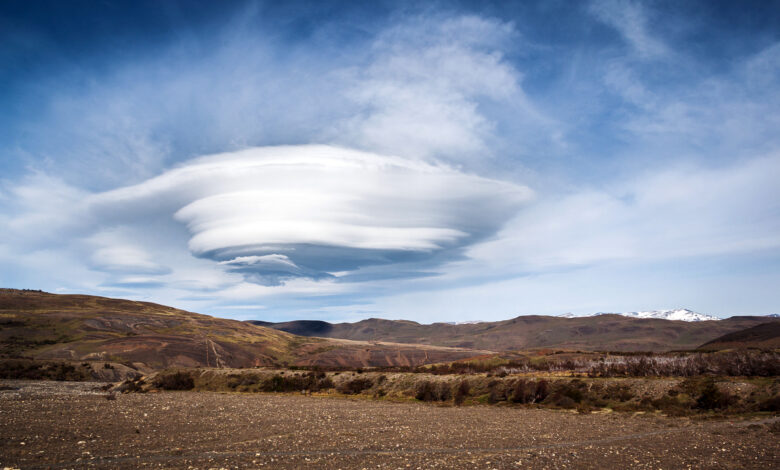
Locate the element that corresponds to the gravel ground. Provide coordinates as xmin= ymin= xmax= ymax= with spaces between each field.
xmin=0 ymin=380 xmax=777 ymax=469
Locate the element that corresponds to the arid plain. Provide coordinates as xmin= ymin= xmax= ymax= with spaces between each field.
xmin=1 ymin=381 xmax=778 ymax=470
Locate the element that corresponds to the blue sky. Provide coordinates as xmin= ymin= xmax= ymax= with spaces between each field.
xmin=1 ymin=0 xmax=779 ymax=321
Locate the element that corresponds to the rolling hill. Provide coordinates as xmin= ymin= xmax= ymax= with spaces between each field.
xmin=0 ymin=289 xmax=487 ymax=371
xmin=250 ymin=314 xmax=779 ymax=352
xmin=699 ymin=322 xmax=780 ymax=350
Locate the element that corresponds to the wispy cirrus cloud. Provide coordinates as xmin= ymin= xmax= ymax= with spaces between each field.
xmin=589 ymin=0 xmax=668 ymax=59
xmin=331 ymin=15 xmax=534 ymax=162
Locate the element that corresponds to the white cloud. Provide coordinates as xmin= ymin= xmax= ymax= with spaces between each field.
xmin=466 ymin=154 xmax=780 ymax=272
xmin=590 ymin=0 xmax=668 ymax=59
xmin=100 ymin=145 xmax=531 ymax=284
xmin=329 ymin=15 xmax=540 ymax=161
xmin=1 ymin=145 xmax=532 ymax=289
xmin=90 ymin=244 xmax=171 ymax=275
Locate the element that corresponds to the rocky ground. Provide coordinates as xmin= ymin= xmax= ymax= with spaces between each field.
xmin=0 ymin=380 xmax=778 ymax=469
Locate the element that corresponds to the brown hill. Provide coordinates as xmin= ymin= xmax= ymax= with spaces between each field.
xmin=0 ymin=289 xmax=486 ymax=371
xmin=251 ymin=315 xmax=780 ymax=352
xmin=699 ymin=322 xmax=780 ymax=350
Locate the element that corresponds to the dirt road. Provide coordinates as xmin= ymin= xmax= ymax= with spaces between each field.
xmin=0 ymin=381 xmax=777 ymax=469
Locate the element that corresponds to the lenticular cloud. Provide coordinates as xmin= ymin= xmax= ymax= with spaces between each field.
xmin=95 ymin=145 xmax=532 ymax=285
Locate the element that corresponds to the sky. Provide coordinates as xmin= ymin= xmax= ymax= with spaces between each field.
xmin=1 ymin=0 xmax=779 ymax=322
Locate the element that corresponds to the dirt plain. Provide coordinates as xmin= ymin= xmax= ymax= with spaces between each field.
xmin=0 ymin=380 xmax=778 ymax=469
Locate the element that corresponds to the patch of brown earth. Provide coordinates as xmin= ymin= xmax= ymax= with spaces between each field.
xmin=0 ymin=381 xmax=777 ymax=469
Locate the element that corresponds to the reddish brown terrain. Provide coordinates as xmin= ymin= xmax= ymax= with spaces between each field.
xmin=701 ymin=322 xmax=780 ymax=350
xmin=253 ymin=314 xmax=779 ymax=352
xmin=0 ymin=381 xmax=777 ymax=469
xmin=0 ymin=289 xmax=488 ymax=372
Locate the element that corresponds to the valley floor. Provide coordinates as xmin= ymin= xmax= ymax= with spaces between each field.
xmin=0 ymin=380 xmax=778 ymax=469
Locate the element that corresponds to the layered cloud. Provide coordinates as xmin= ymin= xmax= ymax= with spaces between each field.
xmin=3 ymin=145 xmax=531 ymax=288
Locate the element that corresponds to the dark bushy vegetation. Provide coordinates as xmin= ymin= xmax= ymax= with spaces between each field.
xmin=0 ymin=359 xmax=89 ymax=381
xmin=256 ymin=372 xmax=335 ymax=393
xmin=284 ymin=350 xmax=779 ymax=378
xmin=154 ymin=371 xmax=195 ymax=390
xmin=132 ymin=367 xmax=778 ymax=416
xmin=454 ymin=379 xmax=470 ymax=405
xmin=415 ymin=380 xmax=452 ymax=402
xmin=588 ymin=351 xmax=780 ymax=377
xmin=335 ymin=377 xmax=374 ymax=394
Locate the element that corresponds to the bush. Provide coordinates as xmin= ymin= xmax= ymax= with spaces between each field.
xmin=555 ymin=379 xmax=586 ymax=403
xmin=154 ymin=371 xmax=195 ymax=390
xmin=336 ymin=377 xmax=374 ymax=394
xmin=603 ymin=383 xmax=634 ymax=402
xmin=227 ymin=373 xmax=261 ymax=389
xmin=552 ymin=395 xmax=577 ymax=409
xmin=259 ymin=372 xmax=334 ymax=393
xmin=689 ymin=378 xmax=735 ymax=410
xmin=487 ymin=380 xmax=508 ymax=404
xmin=415 ymin=380 xmax=452 ymax=402
xmin=651 ymin=394 xmax=693 ymax=416
xmin=454 ymin=379 xmax=470 ymax=405
xmin=510 ymin=379 xmax=535 ymax=404
xmin=0 ymin=360 xmax=89 ymax=381
xmin=535 ymin=380 xmax=550 ymax=402
xmin=759 ymin=395 xmax=780 ymax=412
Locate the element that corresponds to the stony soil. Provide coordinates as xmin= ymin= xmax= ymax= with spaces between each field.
xmin=1 ymin=380 xmax=778 ymax=469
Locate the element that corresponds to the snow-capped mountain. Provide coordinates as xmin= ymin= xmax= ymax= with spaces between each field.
xmin=608 ymin=309 xmax=719 ymax=321
xmin=558 ymin=309 xmax=719 ymax=322
xmin=767 ymin=314 xmax=780 ymax=318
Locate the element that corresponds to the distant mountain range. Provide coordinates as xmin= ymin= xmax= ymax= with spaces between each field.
xmin=3 ymin=289 xmax=777 ymax=375
xmin=251 ymin=312 xmax=778 ymax=352
xmin=559 ymin=308 xmax=719 ymax=322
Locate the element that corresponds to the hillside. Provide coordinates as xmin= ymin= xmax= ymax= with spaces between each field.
xmin=0 ymin=289 xmax=486 ymax=370
xmin=251 ymin=315 xmax=779 ymax=352
xmin=700 ymin=322 xmax=780 ymax=350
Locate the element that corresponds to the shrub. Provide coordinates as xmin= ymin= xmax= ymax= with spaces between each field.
xmin=415 ymin=380 xmax=452 ymax=402
xmin=552 ymin=395 xmax=577 ymax=409
xmin=535 ymin=380 xmax=550 ymax=402
xmin=603 ymin=383 xmax=634 ymax=402
xmin=693 ymin=378 xmax=735 ymax=410
xmin=510 ymin=379 xmax=535 ymax=404
xmin=0 ymin=360 xmax=90 ymax=381
xmin=227 ymin=373 xmax=261 ymax=389
xmin=454 ymin=379 xmax=470 ymax=405
xmin=154 ymin=371 xmax=195 ymax=390
xmin=415 ymin=381 xmax=434 ymax=401
xmin=556 ymin=379 xmax=586 ymax=403
xmin=487 ymin=380 xmax=508 ymax=404
xmin=258 ymin=372 xmax=334 ymax=393
xmin=651 ymin=394 xmax=693 ymax=416
xmin=336 ymin=377 xmax=374 ymax=394
xmin=759 ymin=395 xmax=780 ymax=412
